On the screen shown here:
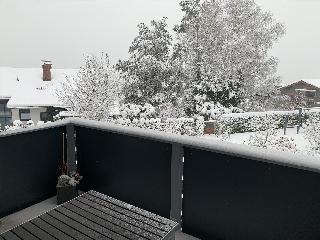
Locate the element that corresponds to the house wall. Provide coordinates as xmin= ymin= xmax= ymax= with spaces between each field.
xmin=0 ymin=99 xmax=12 ymax=129
xmin=11 ymin=107 xmax=47 ymax=124
xmin=281 ymin=81 xmax=320 ymax=107
xmin=11 ymin=109 xmax=19 ymax=122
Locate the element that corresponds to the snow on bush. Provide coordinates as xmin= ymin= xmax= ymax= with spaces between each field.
xmin=304 ymin=115 xmax=320 ymax=156
xmin=244 ymin=115 xmax=298 ymax=153
xmin=117 ymin=103 xmax=156 ymax=120
xmin=197 ymin=102 xmax=243 ymax=120
xmin=2 ymin=120 xmax=45 ymax=132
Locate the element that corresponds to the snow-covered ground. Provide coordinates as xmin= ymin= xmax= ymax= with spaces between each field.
xmin=203 ymin=127 xmax=311 ymax=155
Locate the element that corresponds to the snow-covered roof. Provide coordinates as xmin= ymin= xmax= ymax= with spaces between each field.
xmin=0 ymin=67 xmax=77 ymax=108
xmin=301 ymin=79 xmax=320 ymax=89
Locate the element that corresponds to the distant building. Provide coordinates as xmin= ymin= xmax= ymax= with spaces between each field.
xmin=0 ymin=62 xmax=76 ymax=129
xmin=280 ymin=79 xmax=320 ymax=107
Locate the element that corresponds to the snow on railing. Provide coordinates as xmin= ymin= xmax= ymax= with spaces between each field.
xmin=1 ymin=117 xmax=319 ymax=174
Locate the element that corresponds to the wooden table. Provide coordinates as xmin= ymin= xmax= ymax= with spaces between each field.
xmin=0 ymin=190 xmax=180 ymax=240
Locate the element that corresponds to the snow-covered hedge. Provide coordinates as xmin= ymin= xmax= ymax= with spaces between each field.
xmin=111 ymin=117 xmax=204 ymax=136
xmin=216 ymin=110 xmax=306 ymax=134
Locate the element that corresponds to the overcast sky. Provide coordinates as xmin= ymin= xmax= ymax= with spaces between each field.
xmin=0 ymin=0 xmax=319 ymax=85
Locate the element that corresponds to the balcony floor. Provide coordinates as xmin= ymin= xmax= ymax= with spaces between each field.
xmin=0 ymin=197 xmax=199 ymax=240
xmin=0 ymin=196 xmax=57 ymax=234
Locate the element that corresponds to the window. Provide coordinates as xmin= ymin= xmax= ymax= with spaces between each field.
xmin=19 ymin=109 xmax=31 ymax=121
xmin=306 ymin=91 xmax=316 ymax=98
xmin=40 ymin=111 xmax=48 ymax=122
xmin=0 ymin=100 xmax=12 ymax=129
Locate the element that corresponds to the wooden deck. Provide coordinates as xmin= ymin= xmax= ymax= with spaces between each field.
xmin=0 ymin=191 xmax=180 ymax=240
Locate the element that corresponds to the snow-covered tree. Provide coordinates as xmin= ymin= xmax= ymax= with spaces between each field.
xmin=57 ymin=53 xmax=123 ymax=121
xmin=117 ymin=18 xmax=187 ymax=117
xmin=117 ymin=18 xmax=172 ymax=106
xmin=175 ymin=0 xmax=285 ymax=114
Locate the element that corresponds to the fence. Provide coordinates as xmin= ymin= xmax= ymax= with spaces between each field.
xmin=0 ymin=126 xmax=65 ymax=218
xmin=1 ymin=118 xmax=320 ymax=239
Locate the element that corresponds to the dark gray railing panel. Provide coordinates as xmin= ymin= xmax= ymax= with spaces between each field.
xmin=75 ymin=126 xmax=172 ymax=218
xmin=182 ymin=147 xmax=320 ymax=240
xmin=170 ymin=144 xmax=184 ymax=223
xmin=66 ymin=124 xmax=76 ymax=173
xmin=0 ymin=127 xmax=64 ymax=218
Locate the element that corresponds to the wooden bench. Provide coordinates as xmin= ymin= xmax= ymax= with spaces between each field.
xmin=0 ymin=190 xmax=180 ymax=240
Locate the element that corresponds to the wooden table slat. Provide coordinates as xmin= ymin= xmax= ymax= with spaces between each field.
xmin=21 ymin=222 xmax=56 ymax=240
xmin=50 ymin=207 xmax=129 ymax=240
xmin=1 ymin=190 xmax=179 ymax=240
xmin=31 ymin=218 xmax=74 ymax=240
xmin=88 ymin=191 xmax=177 ymax=228
xmin=40 ymin=214 xmax=92 ymax=240
xmin=73 ymin=198 xmax=167 ymax=238
xmin=12 ymin=227 xmax=38 ymax=240
xmin=1 ymin=231 xmax=22 ymax=240
xmin=82 ymin=193 xmax=172 ymax=233
xmin=57 ymin=205 xmax=147 ymax=240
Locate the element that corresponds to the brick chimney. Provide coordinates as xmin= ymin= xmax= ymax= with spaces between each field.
xmin=42 ymin=60 xmax=52 ymax=81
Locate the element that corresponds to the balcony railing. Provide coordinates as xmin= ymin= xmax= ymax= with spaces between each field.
xmin=1 ymin=118 xmax=320 ymax=240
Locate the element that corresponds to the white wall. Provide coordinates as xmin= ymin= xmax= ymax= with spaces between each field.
xmin=30 ymin=108 xmax=47 ymax=123
xmin=11 ymin=108 xmax=19 ymax=122
xmin=11 ymin=107 xmax=47 ymax=124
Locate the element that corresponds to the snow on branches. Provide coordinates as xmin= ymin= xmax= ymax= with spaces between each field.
xmin=175 ymin=0 xmax=285 ymax=113
xmin=117 ymin=18 xmax=175 ymax=107
xmin=57 ymin=53 xmax=123 ymax=121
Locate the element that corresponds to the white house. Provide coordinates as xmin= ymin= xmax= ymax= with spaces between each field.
xmin=0 ymin=62 xmax=76 ymax=129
